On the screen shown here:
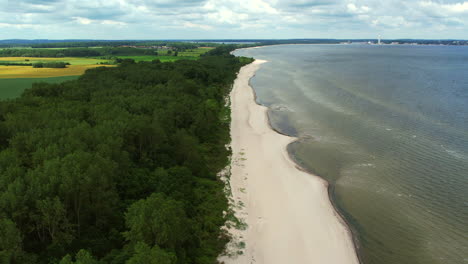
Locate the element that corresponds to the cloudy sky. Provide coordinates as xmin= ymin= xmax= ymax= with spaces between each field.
xmin=1 ymin=0 xmax=467 ymax=39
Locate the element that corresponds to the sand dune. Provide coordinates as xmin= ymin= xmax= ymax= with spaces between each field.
xmin=219 ymin=60 xmax=359 ymax=264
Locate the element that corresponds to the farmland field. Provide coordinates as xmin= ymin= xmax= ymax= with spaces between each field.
xmin=0 ymin=76 xmax=78 ymax=99
xmin=0 ymin=56 xmax=115 ymax=78
xmin=0 ymin=57 xmax=111 ymax=65
xmin=0 ymin=64 xmax=114 ymax=79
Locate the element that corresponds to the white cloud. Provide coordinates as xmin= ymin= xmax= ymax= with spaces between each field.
xmin=205 ymin=8 xmax=249 ymax=24
xmin=371 ymin=16 xmax=411 ymax=28
xmin=73 ymin=17 xmax=92 ymax=25
xmin=420 ymin=1 xmax=468 ymax=13
xmin=0 ymin=0 xmax=467 ymax=39
xmin=73 ymin=16 xmax=127 ymax=26
xmin=347 ymin=3 xmax=370 ymax=14
xmin=0 ymin=22 xmax=42 ymax=29
xmin=183 ymin=22 xmax=213 ymax=30
xmin=102 ymin=20 xmax=127 ymax=26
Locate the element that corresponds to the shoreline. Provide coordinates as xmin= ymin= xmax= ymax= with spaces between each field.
xmin=249 ymin=61 xmax=363 ymax=262
xmin=286 ymin=144 xmax=363 ymax=262
xmin=220 ymin=60 xmax=360 ymax=264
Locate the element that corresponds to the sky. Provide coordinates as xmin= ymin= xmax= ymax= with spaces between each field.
xmin=1 ymin=0 xmax=467 ymax=40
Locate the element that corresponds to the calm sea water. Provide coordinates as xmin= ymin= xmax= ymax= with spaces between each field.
xmin=234 ymin=45 xmax=468 ymax=264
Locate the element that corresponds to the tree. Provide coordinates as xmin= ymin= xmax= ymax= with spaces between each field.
xmin=0 ymin=218 xmax=22 ymax=263
xmin=59 ymin=249 xmax=99 ymax=264
xmin=57 ymin=151 xmax=118 ymax=235
xmin=152 ymin=166 xmax=193 ymax=202
xmin=32 ymin=62 xmax=44 ymax=68
xmin=124 ymin=193 xmax=188 ymax=249
xmin=34 ymin=197 xmax=73 ymax=245
xmin=126 ymin=243 xmax=175 ymax=264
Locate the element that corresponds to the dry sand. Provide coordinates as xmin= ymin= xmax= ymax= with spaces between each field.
xmin=219 ymin=60 xmax=359 ymax=264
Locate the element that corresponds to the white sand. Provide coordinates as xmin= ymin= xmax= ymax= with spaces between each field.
xmin=220 ymin=60 xmax=359 ymax=264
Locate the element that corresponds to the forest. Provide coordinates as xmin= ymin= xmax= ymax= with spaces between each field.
xmin=0 ymin=47 xmax=253 ymax=263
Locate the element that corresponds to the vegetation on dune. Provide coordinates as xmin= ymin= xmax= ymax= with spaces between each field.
xmin=0 ymin=47 xmax=254 ymax=263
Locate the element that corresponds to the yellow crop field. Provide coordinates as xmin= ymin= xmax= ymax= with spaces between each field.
xmin=0 ymin=57 xmax=110 ymax=65
xmin=0 ymin=64 xmax=115 ymax=79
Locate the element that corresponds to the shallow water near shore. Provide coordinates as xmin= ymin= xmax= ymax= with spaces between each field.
xmin=234 ymin=45 xmax=468 ymax=264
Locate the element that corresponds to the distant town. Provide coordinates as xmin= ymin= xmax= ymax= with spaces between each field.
xmin=339 ymin=39 xmax=468 ymax=46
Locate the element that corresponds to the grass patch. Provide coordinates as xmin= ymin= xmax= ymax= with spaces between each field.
xmin=0 ymin=76 xmax=78 ymax=100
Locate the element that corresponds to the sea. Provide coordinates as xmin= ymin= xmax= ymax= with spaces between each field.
xmin=234 ymin=44 xmax=468 ymax=264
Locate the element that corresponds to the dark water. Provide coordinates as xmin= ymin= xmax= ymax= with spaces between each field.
xmin=234 ymin=45 xmax=468 ymax=264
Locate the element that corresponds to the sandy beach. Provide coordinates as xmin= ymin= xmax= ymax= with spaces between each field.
xmin=220 ymin=60 xmax=359 ymax=264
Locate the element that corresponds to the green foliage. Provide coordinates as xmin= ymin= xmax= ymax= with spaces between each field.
xmin=0 ymin=62 xmax=32 ymax=66
xmin=124 ymin=193 xmax=188 ymax=248
xmin=34 ymin=197 xmax=73 ymax=245
xmin=0 ymin=218 xmax=22 ymax=263
xmin=32 ymin=62 xmax=68 ymax=68
xmin=59 ymin=249 xmax=99 ymax=264
xmin=0 ymin=48 xmax=250 ymax=263
xmin=126 ymin=243 xmax=175 ymax=264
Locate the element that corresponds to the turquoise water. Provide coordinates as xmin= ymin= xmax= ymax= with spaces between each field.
xmin=234 ymin=45 xmax=468 ymax=264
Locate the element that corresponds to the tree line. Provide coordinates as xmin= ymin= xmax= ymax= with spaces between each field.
xmin=32 ymin=62 xmax=69 ymax=68
xmin=30 ymin=42 xmax=213 ymax=50
xmin=0 ymin=48 xmax=253 ymax=263
xmin=0 ymin=62 xmax=33 ymax=66
xmin=0 ymin=47 xmax=157 ymax=58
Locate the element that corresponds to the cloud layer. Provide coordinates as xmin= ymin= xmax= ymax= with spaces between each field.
xmin=1 ymin=0 xmax=467 ymax=39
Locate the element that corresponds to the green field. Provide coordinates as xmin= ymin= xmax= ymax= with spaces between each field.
xmin=112 ymin=47 xmax=214 ymax=62
xmin=113 ymin=55 xmax=199 ymax=62
xmin=178 ymin=47 xmax=214 ymax=56
xmin=0 ymin=76 xmax=78 ymax=100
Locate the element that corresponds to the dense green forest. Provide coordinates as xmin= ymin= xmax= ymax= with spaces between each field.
xmin=0 ymin=48 xmax=253 ymax=263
